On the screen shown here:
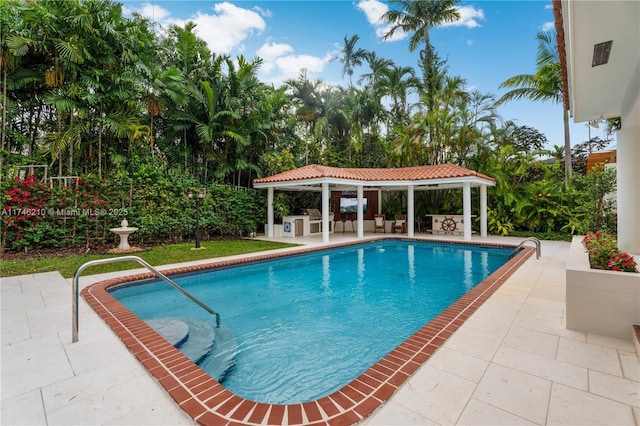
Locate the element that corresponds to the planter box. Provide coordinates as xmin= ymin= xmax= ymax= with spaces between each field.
xmin=566 ymin=236 xmax=640 ymax=340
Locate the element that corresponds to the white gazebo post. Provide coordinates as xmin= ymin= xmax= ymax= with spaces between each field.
xmin=357 ymin=185 xmax=364 ymax=238
xmin=407 ymin=184 xmax=414 ymax=237
xmin=480 ymin=184 xmax=487 ymax=237
xmin=463 ymin=182 xmax=472 ymax=241
xmin=267 ymin=187 xmax=274 ymax=238
xmin=322 ymin=182 xmax=330 ymax=243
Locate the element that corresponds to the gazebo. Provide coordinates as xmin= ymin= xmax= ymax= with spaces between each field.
xmin=253 ymin=164 xmax=496 ymax=243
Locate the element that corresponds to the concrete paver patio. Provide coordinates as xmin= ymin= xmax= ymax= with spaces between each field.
xmin=2 ymin=235 xmax=638 ymax=425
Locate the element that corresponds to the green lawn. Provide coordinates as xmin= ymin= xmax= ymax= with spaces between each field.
xmin=0 ymin=240 xmax=298 ymax=278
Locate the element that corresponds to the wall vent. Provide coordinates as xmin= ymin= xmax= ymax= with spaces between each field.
xmin=592 ymin=40 xmax=613 ymax=67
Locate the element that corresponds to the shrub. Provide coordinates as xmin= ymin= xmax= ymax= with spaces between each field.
xmin=1 ymin=171 xmax=268 ymax=253
xmin=607 ymin=253 xmax=638 ymax=273
xmin=582 ymin=231 xmax=638 ymax=273
xmin=582 ymin=231 xmax=618 ymax=269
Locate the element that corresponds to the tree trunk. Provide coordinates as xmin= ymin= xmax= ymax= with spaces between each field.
xmin=69 ymin=139 xmax=73 ymax=175
xmin=0 ymin=63 xmax=7 ymax=179
xmin=97 ymin=107 xmax=103 ymax=179
xmin=98 ymin=126 xmax=102 ymax=179
xmin=563 ymin=107 xmax=572 ymax=188
xmin=149 ymin=112 xmax=154 ymax=158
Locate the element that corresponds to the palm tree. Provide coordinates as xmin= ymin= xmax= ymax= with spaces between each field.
xmin=168 ymin=22 xmax=212 ymax=85
xmin=377 ymin=64 xmax=420 ymax=129
xmin=381 ymin=0 xmax=460 ymax=58
xmin=1 ymin=0 xmax=24 ymax=177
xmin=162 ymin=21 xmax=215 ymax=168
xmin=141 ymin=65 xmax=186 ymax=153
xmin=358 ymin=52 xmax=394 ymax=87
xmin=339 ymin=34 xmax=367 ymax=87
xmin=496 ymin=31 xmax=571 ymax=186
xmin=382 ymin=2 xmax=459 ymax=117
xmin=284 ymin=69 xmax=324 ymax=164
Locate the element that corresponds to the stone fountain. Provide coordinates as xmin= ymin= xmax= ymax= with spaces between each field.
xmin=109 ymin=219 xmax=138 ymax=250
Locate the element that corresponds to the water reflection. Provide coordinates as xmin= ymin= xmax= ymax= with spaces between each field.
xmin=357 ymin=248 xmax=365 ymax=285
xmin=463 ymin=249 xmax=473 ymax=291
xmin=408 ymin=244 xmax=416 ymax=285
xmin=322 ymin=254 xmax=331 ymax=290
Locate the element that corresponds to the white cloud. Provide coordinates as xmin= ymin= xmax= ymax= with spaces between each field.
xmin=276 ymin=54 xmax=329 ymax=76
xmin=123 ymin=2 xmax=265 ymax=54
xmin=256 ymin=42 xmax=294 ymax=61
xmin=357 ymin=0 xmax=388 ymax=24
xmin=255 ymin=41 xmax=334 ymax=85
xmin=466 ymin=39 xmax=474 ymax=46
xmin=191 ymin=3 xmax=266 ymax=54
xmin=122 ymin=2 xmax=171 ymax=22
xmin=253 ymin=6 xmax=272 ymax=18
xmin=256 ymin=42 xmax=295 ymax=74
xmin=541 ymin=21 xmax=555 ymax=32
xmin=441 ymin=6 xmax=485 ymax=29
xmin=356 ymin=0 xmax=405 ymax=42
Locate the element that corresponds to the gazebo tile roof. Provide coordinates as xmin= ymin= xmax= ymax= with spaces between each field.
xmin=253 ymin=163 xmax=494 ymax=184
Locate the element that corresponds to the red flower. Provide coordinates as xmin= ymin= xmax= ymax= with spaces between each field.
xmin=607 ymin=252 xmax=638 ymax=273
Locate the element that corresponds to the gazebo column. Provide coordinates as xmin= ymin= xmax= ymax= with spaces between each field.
xmin=480 ymin=184 xmax=487 ymax=237
xmin=357 ymin=185 xmax=364 ymax=238
xmin=322 ymin=183 xmax=330 ymax=243
xmin=407 ymin=185 xmax=414 ymax=237
xmin=463 ymin=182 xmax=472 ymax=241
xmin=267 ymin=187 xmax=274 ymax=238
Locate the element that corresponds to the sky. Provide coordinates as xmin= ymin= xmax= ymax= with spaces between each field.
xmin=120 ymin=0 xmax=610 ymax=152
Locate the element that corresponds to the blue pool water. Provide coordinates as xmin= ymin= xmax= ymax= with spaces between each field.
xmin=110 ymin=240 xmax=511 ymax=404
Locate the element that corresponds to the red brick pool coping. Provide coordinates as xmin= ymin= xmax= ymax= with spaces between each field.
xmin=82 ymin=238 xmax=534 ymax=425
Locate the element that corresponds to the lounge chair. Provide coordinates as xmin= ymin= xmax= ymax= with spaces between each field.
xmin=391 ymin=214 xmax=407 ymax=233
xmin=374 ymin=214 xmax=386 ymax=233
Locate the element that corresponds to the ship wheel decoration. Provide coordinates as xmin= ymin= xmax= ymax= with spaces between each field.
xmin=441 ymin=216 xmax=457 ymax=232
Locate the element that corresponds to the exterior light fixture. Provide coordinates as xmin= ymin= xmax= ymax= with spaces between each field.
xmin=188 ymin=188 xmax=206 ymax=249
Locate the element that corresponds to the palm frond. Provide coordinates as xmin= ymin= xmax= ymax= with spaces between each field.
xmin=54 ymin=37 xmax=84 ymax=64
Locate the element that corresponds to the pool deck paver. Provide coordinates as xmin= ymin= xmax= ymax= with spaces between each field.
xmin=1 ymin=235 xmax=639 ymax=425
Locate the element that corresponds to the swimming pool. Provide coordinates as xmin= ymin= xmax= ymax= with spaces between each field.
xmin=110 ymin=240 xmax=510 ymax=404
xmin=83 ymin=238 xmax=534 ymax=425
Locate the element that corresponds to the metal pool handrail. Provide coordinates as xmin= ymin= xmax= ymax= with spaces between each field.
xmin=509 ymin=237 xmax=541 ymax=260
xmin=72 ymin=255 xmax=220 ymax=343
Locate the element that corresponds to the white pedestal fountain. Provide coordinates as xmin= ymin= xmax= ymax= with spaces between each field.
xmin=109 ymin=219 xmax=138 ymax=250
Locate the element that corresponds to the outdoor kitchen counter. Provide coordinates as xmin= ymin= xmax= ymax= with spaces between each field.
xmin=281 ymin=214 xmax=334 ymax=237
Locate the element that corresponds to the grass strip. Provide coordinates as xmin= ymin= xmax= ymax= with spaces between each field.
xmin=1 ymin=240 xmax=297 ymax=278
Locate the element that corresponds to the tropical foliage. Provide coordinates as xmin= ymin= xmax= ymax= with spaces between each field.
xmin=497 ymin=31 xmax=572 ymax=187
xmin=1 ymin=0 xmax=617 ymax=253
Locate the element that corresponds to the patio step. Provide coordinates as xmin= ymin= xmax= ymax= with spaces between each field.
xmin=199 ymin=325 xmax=239 ymax=382
xmin=146 ymin=317 xmax=237 ymax=381
xmin=146 ymin=318 xmax=215 ymax=364
xmin=146 ymin=318 xmax=189 ymax=347
xmin=178 ymin=318 xmax=217 ymax=364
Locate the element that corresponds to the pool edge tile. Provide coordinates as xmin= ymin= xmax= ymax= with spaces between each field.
xmin=81 ymin=239 xmax=532 ymax=426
